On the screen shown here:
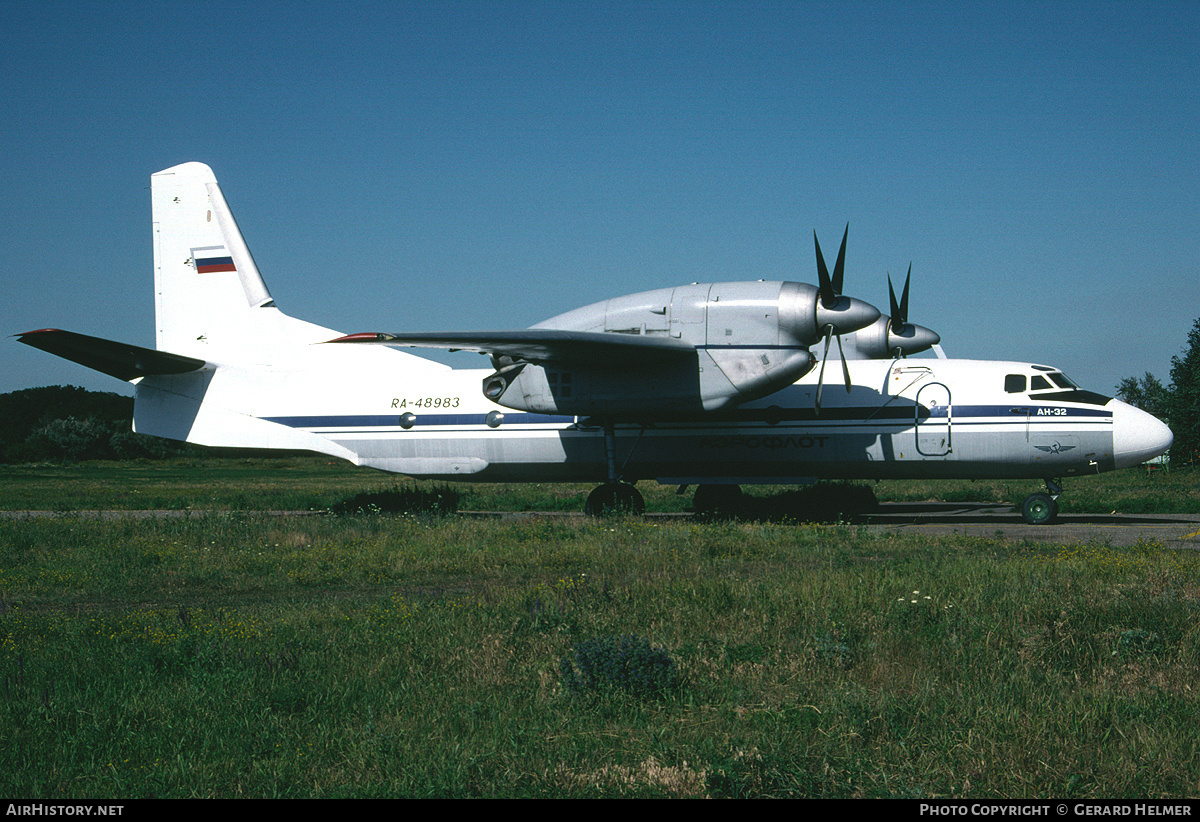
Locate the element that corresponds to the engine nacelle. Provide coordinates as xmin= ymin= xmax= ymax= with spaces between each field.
xmin=532 ymin=280 xmax=876 ymax=349
xmin=852 ymin=315 xmax=941 ymax=359
xmin=481 ymin=280 xmax=877 ymax=416
xmin=484 ymin=347 xmax=817 ymax=417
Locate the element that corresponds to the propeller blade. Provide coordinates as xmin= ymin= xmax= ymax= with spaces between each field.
xmin=887 ymin=264 xmax=913 ymax=329
xmin=814 ymin=224 xmax=850 ymax=309
xmin=815 ymin=326 xmax=833 ymax=413
xmin=814 ymin=232 xmax=835 ymax=307
xmin=836 ymin=332 xmax=852 ymax=392
xmin=832 ymin=224 xmax=848 ymax=295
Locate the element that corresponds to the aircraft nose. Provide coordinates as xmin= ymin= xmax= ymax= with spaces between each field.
xmin=1111 ymin=400 xmax=1173 ymax=469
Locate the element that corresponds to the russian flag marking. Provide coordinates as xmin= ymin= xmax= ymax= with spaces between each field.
xmin=196 ymin=256 xmax=236 ymax=273
xmin=191 ymin=246 xmax=237 ymax=274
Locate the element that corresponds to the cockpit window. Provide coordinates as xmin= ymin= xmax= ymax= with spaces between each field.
xmin=1008 ymin=369 xmax=1110 ymax=405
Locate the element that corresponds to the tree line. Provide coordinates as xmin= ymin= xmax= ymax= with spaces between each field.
xmin=0 ymin=386 xmax=190 ymax=463
xmin=1117 ymin=317 xmax=1200 ymax=467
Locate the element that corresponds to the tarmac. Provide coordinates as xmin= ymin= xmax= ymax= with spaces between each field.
xmin=855 ymin=502 xmax=1200 ymax=548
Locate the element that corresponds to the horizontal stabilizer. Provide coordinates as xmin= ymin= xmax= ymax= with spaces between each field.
xmin=17 ymin=329 xmax=207 ymax=382
xmin=327 ymin=329 xmax=696 ymax=365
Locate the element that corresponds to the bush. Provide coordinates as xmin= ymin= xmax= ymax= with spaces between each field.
xmin=328 ymin=484 xmax=460 ymax=516
xmin=559 ymin=634 xmax=679 ymax=699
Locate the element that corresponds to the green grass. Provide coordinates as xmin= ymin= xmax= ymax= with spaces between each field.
xmin=1 ymin=459 xmax=1198 ymax=797
xmin=0 ymin=458 xmax=371 ymax=512
xmin=2 ymin=508 xmax=1200 ymax=797
xmin=0 ymin=456 xmax=1195 ymax=515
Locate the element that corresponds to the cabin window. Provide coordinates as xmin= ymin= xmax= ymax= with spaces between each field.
xmin=1005 ymin=374 xmax=1026 ymax=393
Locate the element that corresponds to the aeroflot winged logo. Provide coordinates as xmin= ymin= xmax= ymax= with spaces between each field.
xmin=190 ymin=246 xmax=237 ymax=274
xmin=1034 ymin=442 xmax=1077 ymax=454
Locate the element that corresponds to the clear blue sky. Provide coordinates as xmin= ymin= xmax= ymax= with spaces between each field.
xmin=3 ymin=0 xmax=1197 ymax=397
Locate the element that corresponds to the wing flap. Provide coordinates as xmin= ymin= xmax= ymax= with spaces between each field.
xmin=327 ymin=329 xmax=696 ymax=366
xmin=17 ymin=329 xmax=208 ymax=382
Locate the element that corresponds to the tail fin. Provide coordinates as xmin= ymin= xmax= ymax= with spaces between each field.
xmin=151 ymin=162 xmax=284 ymax=357
xmin=21 ymin=162 xmax=443 ymax=390
xmin=153 ymin=161 xmax=371 ymax=365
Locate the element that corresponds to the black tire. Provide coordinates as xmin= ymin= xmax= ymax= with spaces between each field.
xmin=1021 ymin=492 xmax=1058 ymax=525
xmin=693 ymin=484 xmax=744 ymax=519
xmin=585 ymin=483 xmax=645 ymax=516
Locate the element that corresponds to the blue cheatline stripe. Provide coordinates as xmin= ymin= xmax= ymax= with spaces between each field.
xmin=261 ymin=404 xmax=1111 ymax=432
xmin=955 ymin=405 xmax=1111 ymax=419
xmin=262 ymin=412 xmax=575 ymax=429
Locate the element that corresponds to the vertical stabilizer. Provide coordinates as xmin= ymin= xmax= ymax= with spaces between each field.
xmin=149 ymin=162 xmax=446 ymax=375
xmin=152 ymin=163 xmax=274 ymax=355
xmin=152 ymin=162 xmax=283 ymax=358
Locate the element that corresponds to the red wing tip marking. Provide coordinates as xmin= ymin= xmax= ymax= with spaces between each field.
xmin=325 ymin=333 xmax=391 ymax=343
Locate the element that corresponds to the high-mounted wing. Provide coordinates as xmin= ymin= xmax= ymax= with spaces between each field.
xmin=327 ymin=329 xmax=696 ymax=366
xmin=328 ymin=258 xmax=882 ymax=418
xmin=16 ymin=329 xmax=207 ymax=382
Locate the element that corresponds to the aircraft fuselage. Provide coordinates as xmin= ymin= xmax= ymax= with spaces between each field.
xmin=147 ymin=356 xmax=1166 ymax=487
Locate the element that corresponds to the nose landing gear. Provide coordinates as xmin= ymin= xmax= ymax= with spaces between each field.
xmin=1021 ymin=479 xmax=1062 ymax=525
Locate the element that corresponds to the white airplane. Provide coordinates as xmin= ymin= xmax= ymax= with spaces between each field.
xmin=18 ymin=162 xmax=1173 ymax=524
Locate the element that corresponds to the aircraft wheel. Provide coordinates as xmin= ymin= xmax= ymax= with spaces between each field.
xmin=693 ymin=484 xmax=744 ymax=519
xmin=1021 ymin=492 xmax=1058 ymax=525
xmin=585 ymin=483 xmax=645 ymax=516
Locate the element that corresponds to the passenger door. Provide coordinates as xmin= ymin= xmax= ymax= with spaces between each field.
xmin=915 ymin=382 xmax=952 ymax=457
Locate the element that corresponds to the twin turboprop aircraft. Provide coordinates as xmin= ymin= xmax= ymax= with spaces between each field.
xmin=18 ymin=162 xmax=1173 ymax=523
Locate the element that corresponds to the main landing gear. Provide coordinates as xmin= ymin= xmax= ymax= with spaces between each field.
xmin=691 ymin=484 xmax=745 ymax=519
xmin=583 ymin=420 xmax=645 ymax=516
xmin=585 ymin=482 xmax=645 ymax=516
xmin=1021 ymin=479 xmax=1062 ymax=525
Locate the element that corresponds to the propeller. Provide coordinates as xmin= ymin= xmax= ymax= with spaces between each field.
xmin=884 ymin=263 xmax=939 ymax=358
xmin=812 ymin=225 xmax=875 ymax=413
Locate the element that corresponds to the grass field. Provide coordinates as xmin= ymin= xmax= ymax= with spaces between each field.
xmin=0 ymin=455 xmax=1195 ymax=515
xmin=1 ymin=459 xmax=1198 ymax=797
